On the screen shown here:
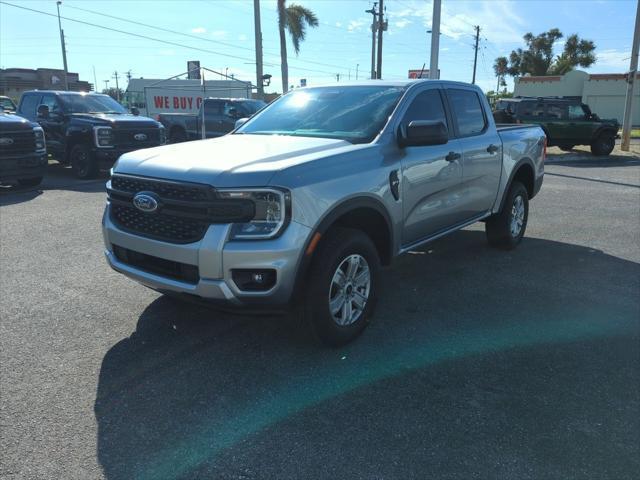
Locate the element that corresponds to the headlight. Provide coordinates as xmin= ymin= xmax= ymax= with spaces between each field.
xmin=219 ymin=188 xmax=290 ymax=240
xmin=33 ymin=127 xmax=46 ymax=152
xmin=93 ymin=126 xmax=114 ymax=148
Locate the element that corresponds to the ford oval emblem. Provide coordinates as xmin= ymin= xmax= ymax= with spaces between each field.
xmin=133 ymin=192 xmax=158 ymax=213
xmin=134 ymin=133 xmax=147 ymax=141
xmin=0 ymin=137 xmax=14 ymax=146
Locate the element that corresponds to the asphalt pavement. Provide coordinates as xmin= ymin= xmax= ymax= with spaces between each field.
xmin=1 ymin=151 xmax=639 ymax=479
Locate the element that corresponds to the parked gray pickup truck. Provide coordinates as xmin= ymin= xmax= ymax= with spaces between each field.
xmin=103 ymin=80 xmax=545 ymax=345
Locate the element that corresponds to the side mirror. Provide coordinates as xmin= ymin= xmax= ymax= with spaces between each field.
xmin=234 ymin=117 xmax=249 ymax=129
xmin=227 ymin=107 xmax=240 ymax=118
xmin=131 ymin=107 xmax=140 ymax=116
xmin=37 ymin=104 xmax=50 ymax=119
xmin=398 ymin=120 xmax=448 ymax=147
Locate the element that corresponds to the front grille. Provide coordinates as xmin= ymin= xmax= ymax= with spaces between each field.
xmin=108 ymin=174 xmax=255 ymax=244
xmin=0 ymin=130 xmax=36 ymax=157
xmin=113 ymin=245 xmax=199 ymax=284
xmin=113 ymin=128 xmax=161 ymax=149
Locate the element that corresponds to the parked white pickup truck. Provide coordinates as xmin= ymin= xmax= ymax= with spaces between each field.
xmin=103 ymin=80 xmax=545 ymax=345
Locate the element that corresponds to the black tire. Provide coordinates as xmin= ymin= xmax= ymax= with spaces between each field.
xmin=304 ymin=227 xmax=380 ymax=346
xmin=590 ymin=132 xmax=615 ymax=156
xmin=485 ymin=181 xmax=529 ymax=250
xmin=70 ymin=143 xmax=99 ymax=179
xmin=559 ymin=144 xmax=574 ymax=152
xmin=17 ymin=176 xmax=43 ymax=187
xmin=169 ymin=128 xmax=187 ymax=144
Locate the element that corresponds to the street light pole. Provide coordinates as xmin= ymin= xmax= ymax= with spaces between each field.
xmin=621 ymin=0 xmax=640 ymax=151
xmin=56 ymin=1 xmax=69 ymax=91
xmin=253 ymin=0 xmax=265 ymax=100
xmin=429 ymin=0 xmax=441 ymax=79
xmin=366 ymin=4 xmax=378 ymax=79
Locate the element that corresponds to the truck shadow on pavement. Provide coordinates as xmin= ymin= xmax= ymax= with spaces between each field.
xmin=94 ymin=231 xmax=640 ymax=480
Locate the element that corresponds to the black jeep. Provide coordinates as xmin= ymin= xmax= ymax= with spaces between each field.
xmin=17 ymin=91 xmax=165 ymax=178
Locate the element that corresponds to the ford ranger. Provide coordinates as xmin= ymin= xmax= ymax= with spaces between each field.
xmin=103 ymin=81 xmax=545 ymax=345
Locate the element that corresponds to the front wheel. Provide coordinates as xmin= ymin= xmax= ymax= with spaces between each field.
xmin=485 ymin=181 xmax=529 ymax=250
xmin=304 ymin=227 xmax=380 ymax=346
xmin=559 ymin=144 xmax=574 ymax=152
xmin=70 ymin=144 xmax=99 ymax=179
xmin=590 ymin=132 xmax=615 ymax=156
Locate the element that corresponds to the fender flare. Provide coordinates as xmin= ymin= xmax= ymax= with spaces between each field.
xmin=290 ymin=195 xmax=395 ymax=303
xmin=498 ymin=157 xmax=537 ymax=211
xmin=591 ymin=126 xmax=618 ymax=142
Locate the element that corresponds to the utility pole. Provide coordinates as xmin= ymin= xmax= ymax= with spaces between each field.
xmin=56 ymin=1 xmax=69 ymax=90
xmin=365 ymin=3 xmax=378 ymax=79
xmin=429 ymin=0 xmax=441 ymax=79
xmin=92 ymin=66 xmax=97 ymax=92
xmin=112 ymin=71 xmax=120 ymax=101
xmin=376 ymin=0 xmax=386 ymax=79
xmin=253 ymin=0 xmax=265 ymax=100
xmin=621 ymin=0 xmax=640 ymax=151
xmin=356 ymin=63 xmax=359 ymax=80
xmin=472 ymin=25 xmax=481 ymax=84
xmin=336 ymin=73 xmax=341 ymax=82
xmin=103 ymin=80 xmax=109 ymax=91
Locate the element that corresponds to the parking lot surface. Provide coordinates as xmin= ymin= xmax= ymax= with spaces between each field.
xmin=1 ymin=149 xmax=639 ymax=479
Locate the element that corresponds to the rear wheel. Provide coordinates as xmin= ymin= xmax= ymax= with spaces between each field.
xmin=304 ymin=227 xmax=380 ymax=346
xmin=17 ymin=176 xmax=43 ymax=187
xmin=485 ymin=181 xmax=529 ymax=250
xmin=558 ymin=144 xmax=574 ymax=151
xmin=590 ymin=132 xmax=615 ymax=156
xmin=70 ymin=143 xmax=99 ymax=179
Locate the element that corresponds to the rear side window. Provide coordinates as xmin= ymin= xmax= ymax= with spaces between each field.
xmin=401 ymin=89 xmax=448 ymax=128
xmin=204 ymin=100 xmax=222 ymax=115
xmin=519 ymin=102 xmax=544 ymax=117
xmin=19 ymin=94 xmax=41 ymax=119
xmin=447 ymin=89 xmax=486 ymax=137
xmin=568 ymin=104 xmax=586 ymax=120
xmin=546 ymin=104 xmax=566 ymax=119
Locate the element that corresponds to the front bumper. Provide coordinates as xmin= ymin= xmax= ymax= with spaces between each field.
xmin=0 ymin=151 xmax=47 ymax=181
xmin=102 ymin=204 xmax=311 ymax=307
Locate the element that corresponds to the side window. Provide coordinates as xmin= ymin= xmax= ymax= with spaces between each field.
xmin=223 ymin=102 xmax=237 ymax=117
xmin=401 ymin=89 xmax=448 ymax=128
xmin=203 ymin=100 xmax=222 ymax=116
xmin=40 ymin=94 xmax=62 ymax=114
xmin=532 ymin=103 xmax=545 ymax=117
xmin=546 ymin=104 xmax=566 ymax=119
xmin=19 ymin=94 xmax=41 ymax=119
xmin=447 ymin=89 xmax=486 ymax=137
xmin=568 ymin=104 xmax=585 ymax=120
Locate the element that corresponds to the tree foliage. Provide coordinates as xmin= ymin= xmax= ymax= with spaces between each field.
xmin=101 ymin=87 xmax=125 ymax=101
xmin=497 ymin=29 xmax=596 ymax=78
xmin=277 ymin=1 xmax=319 ymax=93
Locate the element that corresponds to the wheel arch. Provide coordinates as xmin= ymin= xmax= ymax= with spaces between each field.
xmin=499 ymin=158 xmax=536 ymax=211
xmin=290 ymin=196 xmax=395 ymax=303
xmin=591 ymin=125 xmax=618 ymax=142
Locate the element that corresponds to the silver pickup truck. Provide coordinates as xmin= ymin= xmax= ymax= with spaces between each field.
xmin=103 ymin=80 xmax=545 ymax=345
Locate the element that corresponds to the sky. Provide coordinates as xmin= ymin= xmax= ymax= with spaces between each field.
xmin=0 ymin=0 xmax=637 ymax=95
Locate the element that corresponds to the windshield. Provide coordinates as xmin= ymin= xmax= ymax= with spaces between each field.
xmin=236 ymin=86 xmax=405 ymax=144
xmin=237 ymin=100 xmax=266 ymax=115
xmin=61 ymin=94 xmax=127 ymax=114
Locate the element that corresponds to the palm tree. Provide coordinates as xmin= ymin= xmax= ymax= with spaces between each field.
xmin=277 ymin=1 xmax=318 ymax=93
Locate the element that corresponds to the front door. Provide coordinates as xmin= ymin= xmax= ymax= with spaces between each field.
xmin=39 ymin=94 xmax=65 ymax=157
xmin=399 ymin=86 xmax=465 ymax=246
xmin=202 ymin=100 xmax=224 ymax=137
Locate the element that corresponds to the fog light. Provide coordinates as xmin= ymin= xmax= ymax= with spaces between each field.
xmin=232 ymin=269 xmax=276 ymax=291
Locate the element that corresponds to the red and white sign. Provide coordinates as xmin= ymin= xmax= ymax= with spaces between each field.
xmin=144 ymin=88 xmax=205 ymax=116
xmin=408 ymin=69 xmax=440 ymax=79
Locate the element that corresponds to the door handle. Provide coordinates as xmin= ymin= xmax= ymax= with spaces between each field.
xmin=486 ymin=144 xmax=499 ymax=154
xmin=445 ymin=151 xmax=461 ymax=162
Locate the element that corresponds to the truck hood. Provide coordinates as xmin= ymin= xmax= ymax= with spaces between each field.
xmin=69 ymin=113 xmax=160 ymax=127
xmin=0 ymin=112 xmax=35 ymax=131
xmin=113 ymin=134 xmax=356 ymax=187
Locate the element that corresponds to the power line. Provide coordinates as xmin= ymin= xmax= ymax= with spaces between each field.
xmin=0 ymin=1 xmax=347 ymax=78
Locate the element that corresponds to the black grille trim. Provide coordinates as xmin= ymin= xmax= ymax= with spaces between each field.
xmin=113 ymin=245 xmax=199 ymax=284
xmin=108 ymin=174 xmax=255 ymax=244
xmin=0 ymin=130 xmax=37 ymax=156
xmin=113 ymin=127 xmax=162 ymax=149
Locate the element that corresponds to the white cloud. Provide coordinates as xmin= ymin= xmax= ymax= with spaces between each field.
xmin=211 ymin=30 xmax=228 ymax=39
xmin=191 ymin=27 xmax=206 ymax=34
xmin=335 ymin=21 xmax=343 ymax=27
xmin=395 ymin=19 xmax=412 ymax=29
xmin=348 ymin=19 xmax=367 ymax=32
xmin=596 ymin=49 xmax=631 ymax=70
xmin=238 ymin=34 xmax=247 ymax=41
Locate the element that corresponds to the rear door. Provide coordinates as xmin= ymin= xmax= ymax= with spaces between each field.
xmin=445 ymin=87 xmax=502 ymax=217
xmin=399 ymin=85 xmax=465 ymax=246
xmin=202 ymin=100 xmax=224 ymax=137
xmin=221 ymin=101 xmax=239 ymax=133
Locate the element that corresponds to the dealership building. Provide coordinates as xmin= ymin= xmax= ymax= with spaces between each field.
xmin=0 ymin=68 xmax=93 ymax=101
xmin=513 ymin=70 xmax=640 ymax=124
